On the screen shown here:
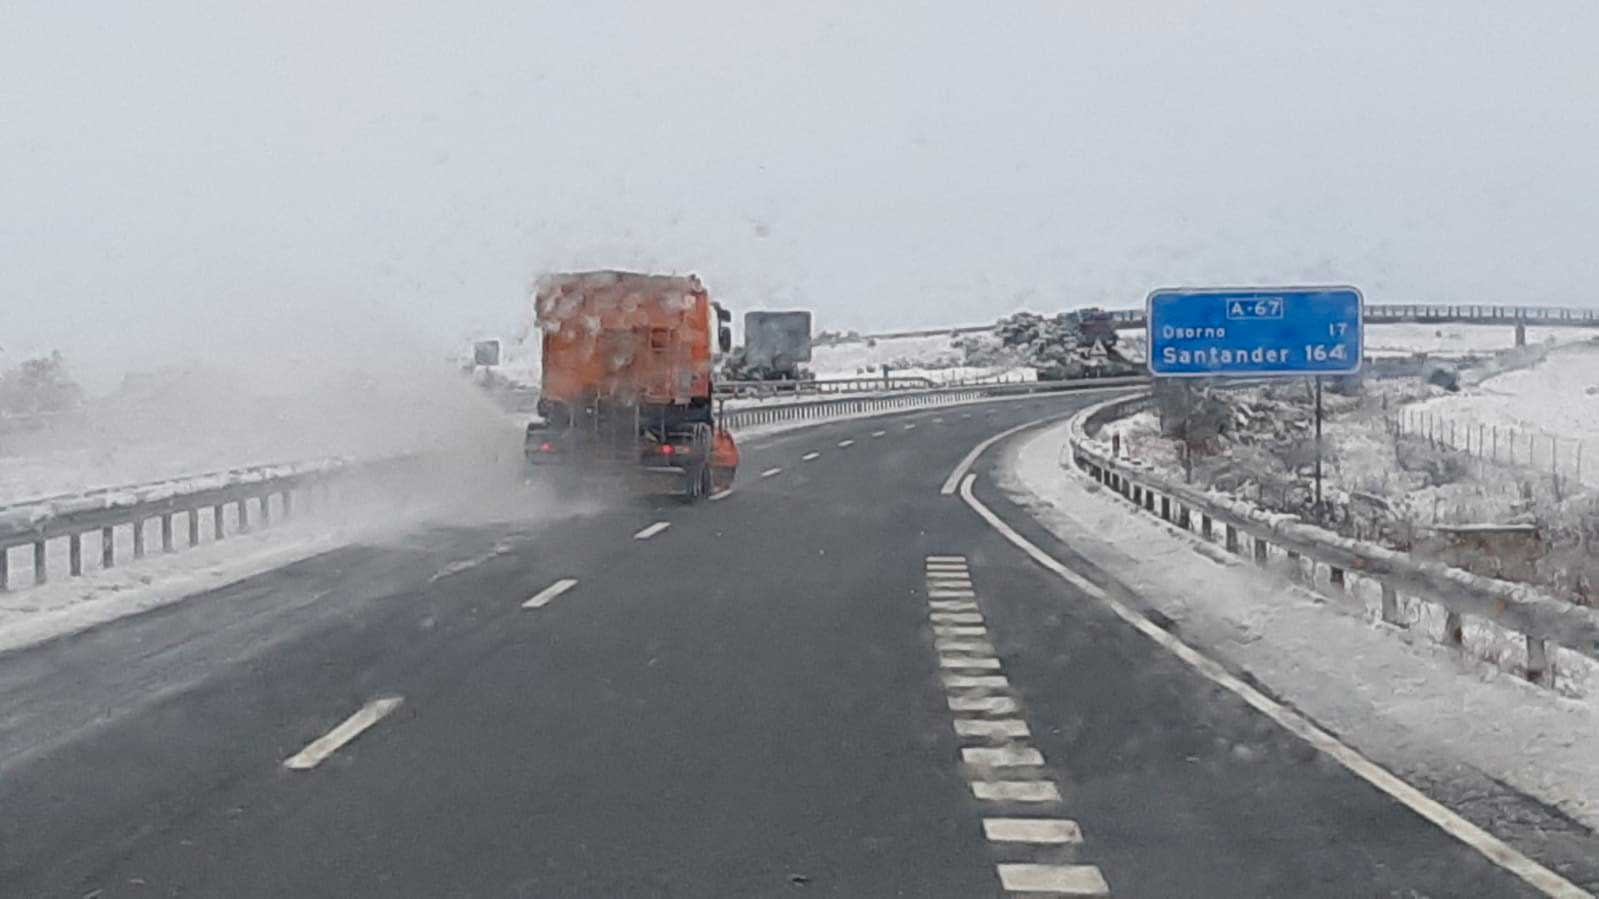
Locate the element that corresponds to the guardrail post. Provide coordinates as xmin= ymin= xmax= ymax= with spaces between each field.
xmin=1253 ymin=538 xmax=1268 ymax=566
xmin=161 ymin=514 xmax=174 ymax=553
xmin=1131 ymin=485 xmax=1141 ymax=504
xmin=1178 ymin=506 xmax=1191 ymax=530
xmin=1225 ymin=524 xmax=1239 ymax=553
xmin=1380 ymin=585 xmax=1401 ymax=624
xmin=1285 ymin=550 xmax=1301 ymax=580
xmin=189 ymin=509 xmax=201 ymax=546
xmin=236 ymin=499 xmax=249 ymax=534
xmin=1143 ymin=490 xmax=1155 ymax=513
xmin=1201 ymin=514 xmax=1213 ymax=539
xmin=132 ymin=519 xmax=145 ymax=560
xmin=101 ymin=526 xmax=114 ymax=568
xmin=0 ymin=548 xmax=7 ymax=592
xmin=258 ymin=494 xmax=270 ymax=527
xmin=282 ymin=490 xmax=293 ymax=520
xmin=1160 ymin=496 xmax=1171 ymax=521
xmin=34 ymin=541 xmax=46 ymax=585
xmin=1329 ymin=567 xmax=1345 ymax=591
xmin=1526 ymin=636 xmax=1552 ymax=686
xmin=70 ymin=533 xmax=83 ymax=576
xmin=214 ymin=505 xmax=226 ymax=540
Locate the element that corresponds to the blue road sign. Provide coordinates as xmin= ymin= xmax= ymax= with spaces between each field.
xmin=1146 ymin=286 xmax=1363 ymax=378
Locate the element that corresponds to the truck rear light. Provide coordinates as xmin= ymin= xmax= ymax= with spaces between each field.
xmin=537 ymin=441 xmax=554 ymax=453
xmin=658 ymin=444 xmax=674 ymax=455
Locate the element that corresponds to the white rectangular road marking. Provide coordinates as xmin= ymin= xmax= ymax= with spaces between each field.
xmin=929 ymin=611 xmax=983 ymax=624
xmin=284 ymin=697 xmax=404 ymax=771
xmin=925 ymin=570 xmax=971 ymax=579
xmin=958 ymin=473 xmax=1590 ymax=899
xmin=927 ymin=600 xmax=978 ymax=612
xmin=904 ymin=423 xmax=917 ymax=430
xmin=984 ymin=818 xmax=1083 ymax=845
xmin=954 ymin=718 xmax=1029 ymax=738
xmin=933 ymin=624 xmax=987 ymax=638
xmin=942 ymin=674 xmax=1010 ymax=690
xmin=633 ymin=521 xmax=671 ymax=540
xmin=971 ymin=780 xmax=1060 ymax=802
xmin=928 ymin=590 xmax=977 ymax=599
xmin=760 ymin=467 xmax=783 ymax=478
xmin=934 ymin=638 xmax=994 ymax=653
xmin=871 ymin=430 xmax=887 ymax=438
xmin=522 ymin=578 xmax=578 ymax=609
xmin=837 ymin=439 xmax=854 ymax=447
xmin=709 ymin=489 xmax=733 ymax=501
xmin=949 ymin=695 xmax=1019 ymax=714
xmin=927 ymin=579 xmax=973 ymax=589
xmin=801 ymin=451 xmax=821 ymax=461
xmin=963 ymin=745 xmax=1044 ymax=767
xmin=997 ymin=863 xmax=1110 ymax=895
xmin=924 ymin=555 xmax=966 ymax=562
xmin=939 ymin=655 xmax=1002 ymax=670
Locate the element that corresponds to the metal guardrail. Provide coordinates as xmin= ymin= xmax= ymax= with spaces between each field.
xmin=715 ymin=376 xmax=937 ymax=397
xmin=0 ymin=459 xmax=360 ymax=592
xmin=1067 ymin=394 xmax=1599 ymax=687
xmin=720 ymin=375 xmax=1150 ymax=432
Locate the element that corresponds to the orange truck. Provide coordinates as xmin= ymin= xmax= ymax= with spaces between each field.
xmin=525 ymin=271 xmax=740 ymax=499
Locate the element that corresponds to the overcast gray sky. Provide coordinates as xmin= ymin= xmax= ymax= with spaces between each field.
xmin=4 ymin=1 xmax=1598 ymax=389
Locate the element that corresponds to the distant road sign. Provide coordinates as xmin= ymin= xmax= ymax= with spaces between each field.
xmin=1147 ymin=286 xmax=1363 ymax=378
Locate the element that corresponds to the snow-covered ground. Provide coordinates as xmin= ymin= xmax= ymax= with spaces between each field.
xmin=1364 ymin=323 xmax=1596 ymax=358
xmin=1002 ymin=419 xmax=1599 ymax=833
xmin=1408 ymin=344 xmax=1599 ymax=488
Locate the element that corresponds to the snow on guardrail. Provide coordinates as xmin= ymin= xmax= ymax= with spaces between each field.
xmin=1068 ymin=392 xmax=1599 ymax=687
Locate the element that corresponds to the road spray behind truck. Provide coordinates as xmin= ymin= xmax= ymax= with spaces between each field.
xmin=525 ymin=271 xmax=739 ymax=499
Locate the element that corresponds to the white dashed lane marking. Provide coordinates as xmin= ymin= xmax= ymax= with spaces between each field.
xmin=633 ymin=521 xmax=671 ymax=540
xmin=949 ymin=695 xmax=1019 ymax=714
xmin=904 ymin=423 xmax=917 ymax=430
xmin=963 ymin=745 xmax=1045 ymax=767
xmin=760 ymin=467 xmax=783 ymax=478
xmin=801 ymin=452 xmax=821 ymax=461
xmin=283 ymin=697 xmax=404 ymax=771
xmin=984 ymin=818 xmax=1084 ymax=845
xmin=709 ymin=489 xmax=733 ymax=501
xmin=837 ymin=439 xmax=854 ymax=447
xmin=522 ymin=578 xmax=577 ymax=609
xmin=871 ymin=430 xmax=887 ymax=438
xmin=955 ymin=719 xmax=1031 ymax=739
xmin=922 ymin=552 xmax=1110 ymax=896
xmin=939 ymin=655 xmax=1002 ymax=670
xmin=942 ymin=674 xmax=1010 ymax=690
xmin=997 ymin=863 xmax=1111 ymax=895
xmin=971 ymin=780 xmax=1060 ymax=802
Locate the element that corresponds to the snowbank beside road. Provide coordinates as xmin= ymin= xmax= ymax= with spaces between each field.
xmin=1001 ymin=419 xmax=1599 ymax=840
xmin=1365 ymin=323 xmax=1594 ymax=358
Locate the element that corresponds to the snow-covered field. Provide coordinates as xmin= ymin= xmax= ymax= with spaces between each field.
xmin=1002 ymin=420 xmax=1599 ymax=832
xmin=1364 ymin=323 xmax=1595 ymax=358
xmin=1408 ymin=344 xmax=1599 ymax=488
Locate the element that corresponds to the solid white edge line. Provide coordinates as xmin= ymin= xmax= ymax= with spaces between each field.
xmin=283 ymin=697 xmax=404 ymax=771
xmin=522 ymin=578 xmax=578 ymax=609
xmin=760 ymin=467 xmax=783 ymax=478
xmin=940 ymin=419 xmax=1047 ymax=495
xmin=956 ymin=472 xmax=1591 ymax=899
xmin=633 ymin=521 xmax=671 ymax=540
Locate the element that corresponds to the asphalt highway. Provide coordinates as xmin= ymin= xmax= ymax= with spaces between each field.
xmin=0 ymin=393 xmax=1579 ymax=897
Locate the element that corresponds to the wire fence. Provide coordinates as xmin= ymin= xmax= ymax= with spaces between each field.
xmin=1388 ymin=408 xmax=1589 ymax=492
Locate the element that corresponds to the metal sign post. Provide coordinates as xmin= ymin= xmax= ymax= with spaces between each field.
xmin=1314 ymin=376 xmax=1324 ymax=508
